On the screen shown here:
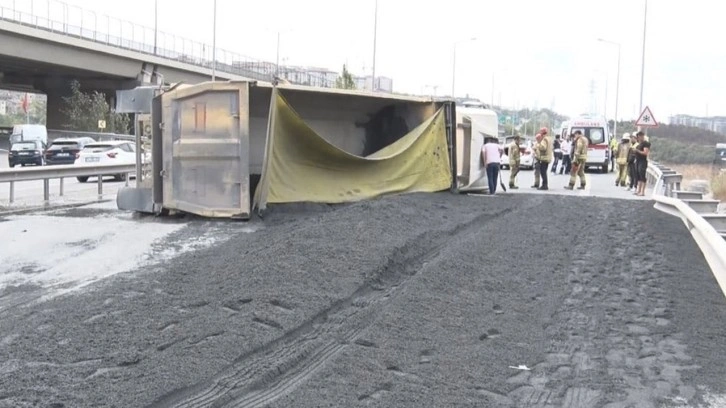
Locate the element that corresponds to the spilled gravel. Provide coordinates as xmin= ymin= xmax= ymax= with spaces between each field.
xmin=0 ymin=192 xmax=725 ymax=408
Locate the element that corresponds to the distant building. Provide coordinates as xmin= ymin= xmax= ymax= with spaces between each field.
xmin=668 ymin=114 xmax=726 ymax=134
xmin=353 ymin=75 xmax=393 ymax=92
xmin=278 ymin=66 xmax=338 ymax=88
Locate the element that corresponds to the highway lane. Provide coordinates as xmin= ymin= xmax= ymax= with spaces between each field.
xmin=0 ymin=189 xmax=724 ymax=407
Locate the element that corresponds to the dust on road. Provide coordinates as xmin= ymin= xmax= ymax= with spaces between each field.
xmin=0 ymin=193 xmax=724 ymax=408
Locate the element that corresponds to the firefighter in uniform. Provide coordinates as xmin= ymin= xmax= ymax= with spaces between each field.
xmin=531 ymin=132 xmax=543 ymax=189
xmin=609 ymin=136 xmax=618 ymax=172
xmin=508 ymin=135 xmax=521 ymax=189
xmin=536 ymin=127 xmax=553 ymax=190
xmin=615 ymin=133 xmax=632 ymax=187
xmin=565 ymin=130 xmax=588 ymax=190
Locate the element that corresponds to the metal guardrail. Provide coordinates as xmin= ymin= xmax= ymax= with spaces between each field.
xmin=0 ymin=163 xmax=135 ymax=205
xmin=648 ymin=161 xmax=726 ymax=299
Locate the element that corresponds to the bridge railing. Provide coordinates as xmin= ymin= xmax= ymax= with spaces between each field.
xmin=0 ymin=0 xmax=337 ymax=87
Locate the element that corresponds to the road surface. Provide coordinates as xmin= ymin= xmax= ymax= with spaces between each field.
xmin=0 ymin=171 xmax=724 ymax=408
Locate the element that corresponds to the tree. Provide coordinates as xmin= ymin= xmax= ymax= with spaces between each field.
xmin=60 ymin=80 xmax=130 ymax=133
xmin=335 ymin=64 xmax=356 ymax=90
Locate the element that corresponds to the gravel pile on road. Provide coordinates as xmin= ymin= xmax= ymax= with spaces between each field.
xmin=1 ymin=192 xmax=725 ymax=408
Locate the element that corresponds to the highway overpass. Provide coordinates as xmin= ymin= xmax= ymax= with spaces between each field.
xmin=0 ymin=3 xmax=297 ymax=128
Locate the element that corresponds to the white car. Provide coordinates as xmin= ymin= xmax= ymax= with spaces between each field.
xmin=75 ymin=141 xmax=138 ymax=183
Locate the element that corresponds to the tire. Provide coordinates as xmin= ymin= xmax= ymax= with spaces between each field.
xmin=601 ymin=164 xmax=608 ymax=173
xmin=114 ymin=173 xmax=128 ymax=182
xmin=77 ymin=176 xmax=89 ymax=183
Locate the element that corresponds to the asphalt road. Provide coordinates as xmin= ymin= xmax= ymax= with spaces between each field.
xmin=0 ymin=185 xmax=724 ymax=407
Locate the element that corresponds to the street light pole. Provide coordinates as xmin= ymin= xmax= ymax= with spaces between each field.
xmin=451 ymin=37 xmax=476 ymax=99
xmin=153 ymin=0 xmax=158 ymax=55
xmin=598 ymin=38 xmax=621 ymax=140
xmin=276 ymin=31 xmax=280 ymax=77
xmin=211 ymin=0 xmax=217 ymax=81
xmin=371 ymin=0 xmax=378 ymax=91
xmin=639 ymin=0 xmax=648 ymax=114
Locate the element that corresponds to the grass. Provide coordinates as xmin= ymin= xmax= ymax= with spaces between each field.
xmin=712 ymin=171 xmax=726 ymax=201
xmin=666 ymin=163 xmax=726 ymax=201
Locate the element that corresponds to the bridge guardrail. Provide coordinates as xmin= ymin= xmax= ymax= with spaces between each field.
xmin=648 ymin=161 xmax=726 ymax=298
xmin=0 ymin=163 xmax=136 ymax=205
xmin=0 ymin=2 xmax=336 ymax=87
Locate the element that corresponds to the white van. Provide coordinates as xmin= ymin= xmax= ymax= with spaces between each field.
xmin=562 ymin=116 xmax=610 ymax=173
xmin=9 ymin=124 xmax=48 ymax=146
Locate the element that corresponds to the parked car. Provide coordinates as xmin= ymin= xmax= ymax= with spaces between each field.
xmin=44 ymin=137 xmax=96 ymax=165
xmin=8 ymin=140 xmax=46 ymax=167
xmin=75 ymin=141 xmax=137 ymax=182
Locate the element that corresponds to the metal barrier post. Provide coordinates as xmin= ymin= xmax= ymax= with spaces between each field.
xmin=97 ymin=175 xmax=103 ymax=199
xmin=125 ymin=173 xmax=130 ymax=187
xmin=43 ymin=179 xmax=50 ymax=204
xmin=59 ymin=177 xmax=64 ymax=196
xmin=9 ymin=181 xmax=14 ymax=203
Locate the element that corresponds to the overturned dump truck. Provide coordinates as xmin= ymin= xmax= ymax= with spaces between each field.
xmin=116 ymin=80 xmax=493 ymax=219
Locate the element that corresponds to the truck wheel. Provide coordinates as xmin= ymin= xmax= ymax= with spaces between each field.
xmin=601 ymin=164 xmax=608 ymax=173
xmin=77 ymin=176 xmax=89 ymax=183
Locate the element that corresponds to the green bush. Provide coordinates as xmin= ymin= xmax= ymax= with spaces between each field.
xmin=648 ymin=137 xmax=714 ymax=165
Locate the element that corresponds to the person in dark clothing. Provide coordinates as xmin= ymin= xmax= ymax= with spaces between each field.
xmin=633 ymin=131 xmax=651 ymax=196
xmin=551 ymin=135 xmax=562 ymax=174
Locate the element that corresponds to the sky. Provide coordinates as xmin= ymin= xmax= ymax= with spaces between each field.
xmin=3 ymin=0 xmax=726 ymax=121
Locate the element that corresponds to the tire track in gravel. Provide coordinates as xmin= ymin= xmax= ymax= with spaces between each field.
xmin=146 ymin=204 xmax=527 ymax=408
xmin=504 ymin=202 xmax=699 ymax=407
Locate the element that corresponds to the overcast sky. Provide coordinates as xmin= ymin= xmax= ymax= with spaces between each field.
xmin=5 ymin=0 xmax=725 ymax=121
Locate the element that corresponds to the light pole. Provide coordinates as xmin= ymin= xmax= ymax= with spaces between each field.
xmin=451 ymin=37 xmax=476 ymax=99
xmin=639 ymin=0 xmax=648 ymax=115
xmin=598 ymin=38 xmax=621 ymax=140
xmin=154 ymin=0 xmax=158 ymax=55
xmin=371 ymin=0 xmax=378 ymax=91
xmin=276 ymin=31 xmax=280 ymax=76
xmin=211 ymin=0 xmax=217 ymax=81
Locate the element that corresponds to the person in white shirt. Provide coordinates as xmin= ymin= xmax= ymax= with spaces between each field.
xmin=481 ymin=137 xmax=503 ymax=194
xmin=560 ymin=136 xmax=573 ymax=174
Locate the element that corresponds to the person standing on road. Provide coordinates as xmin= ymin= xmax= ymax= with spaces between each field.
xmin=633 ymin=131 xmax=651 ymax=196
xmin=551 ymin=135 xmax=563 ymax=175
xmin=536 ymin=127 xmax=553 ymax=190
xmin=560 ymin=135 xmax=572 ymax=175
xmin=609 ymin=136 xmax=618 ymax=173
xmin=615 ymin=133 xmax=632 ymax=187
xmin=482 ymin=137 xmax=503 ymax=195
xmin=532 ymin=133 xmax=543 ymax=189
xmin=627 ymin=134 xmax=638 ymax=190
xmin=565 ymin=130 xmax=587 ymax=190
xmin=508 ymin=135 xmax=522 ymax=189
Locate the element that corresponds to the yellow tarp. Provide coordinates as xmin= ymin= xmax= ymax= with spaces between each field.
xmin=253 ymin=91 xmax=452 ymax=210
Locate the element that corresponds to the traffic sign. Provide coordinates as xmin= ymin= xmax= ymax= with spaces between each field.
xmin=635 ymin=106 xmax=658 ymax=127
xmin=98 ymin=120 xmax=107 ymax=129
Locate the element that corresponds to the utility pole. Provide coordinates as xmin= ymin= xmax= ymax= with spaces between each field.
xmin=639 ymin=0 xmax=648 ymax=113
xmin=371 ymin=0 xmax=378 ymax=91
xmin=211 ymin=0 xmax=217 ymax=81
xmin=154 ymin=0 xmax=158 ymax=55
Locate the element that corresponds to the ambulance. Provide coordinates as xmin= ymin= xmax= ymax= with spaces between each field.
xmin=562 ymin=115 xmax=610 ymax=173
